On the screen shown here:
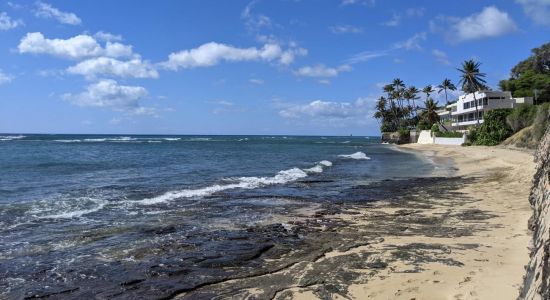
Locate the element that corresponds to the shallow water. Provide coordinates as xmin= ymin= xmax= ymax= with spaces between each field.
xmin=0 ymin=134 xmax=435 ymax=298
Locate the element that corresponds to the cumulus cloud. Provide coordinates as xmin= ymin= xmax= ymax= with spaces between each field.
xmin=278 ymin=98 xmax=374 ymax=125
xmin=393 ymin=32 xmax=427 ymax=50
xmin=0 ymin=69 xmax=13 ymax=84
xmin=18 ymin=32 xmax=134 ymax=60
xmin=94 ymin=31 xmax=123 ymax=42
xmin=432 ymin=6 xmax=517 ymax=42
xmin=432 ymin=49 xmax=451 ymax=66
xmin=294 ymin=64 xmax=352 ymax=78
xmin=329 ymin=24 xmax=363 ymax=34
xmin=34 ymin=2 xmax=81 ymax=25
xmin=516 ymin=0 xmax=550 ymax=26
xmin=0 ymin=11 xmax=23 ymax=30
xmin=161 ymin=42 xmax=306 ymax=70
xmin=62 ymin=79 xmax=154 ymax=115
xmin=66 ymin=57 xmax=158 ymax=79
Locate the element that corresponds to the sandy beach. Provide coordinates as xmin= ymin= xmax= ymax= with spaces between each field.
xmin=169 ymin=144 xmax=539 ymax=299
xmin=290 ymin=144 xmax=536 ymax=300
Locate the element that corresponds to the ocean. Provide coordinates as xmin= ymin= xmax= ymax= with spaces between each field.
xmin=0 ymin=134 xmax=436 ymax=299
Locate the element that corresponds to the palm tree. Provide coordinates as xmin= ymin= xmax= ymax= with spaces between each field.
xmin=457 ymin=60 xmax=487 ymax=126
xmin=407 ymin=86 xmax=420 ymax=117
xmin=392 ymin=78 xmax=406 ymax=111
xmin=422 ymin=86 xmax=435 ymax=107
xmin=437 ymin=78 xmax=457 ymax=104
xmin=421 ymin=98 xmax=440 ymax=125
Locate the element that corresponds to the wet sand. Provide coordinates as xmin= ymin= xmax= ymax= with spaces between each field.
xmin=171 ymin=144 xmax=535 ymax=299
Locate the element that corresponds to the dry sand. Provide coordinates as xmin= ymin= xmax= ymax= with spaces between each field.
xmin=290 ymin=144 xmax=535 ymax=300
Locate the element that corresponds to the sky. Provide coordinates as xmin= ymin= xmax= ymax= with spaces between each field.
xmin=0 ymin=0 xmax=549 ymax=136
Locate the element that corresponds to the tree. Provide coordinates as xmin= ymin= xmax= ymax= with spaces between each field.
xmin=406 ymin=86 xmax=420 ymax=117
xmin=419 ymin=98 xmax=440 ymax=126
xmin=457 ymin=60 xmax=487 ymax=126
xmin=437 ymin=78 xmax=457 ymax=104
xmin=499 ymin=41 xmax=550 ymax=103
xmin=422 ymin=85 xmax=434 ymax=100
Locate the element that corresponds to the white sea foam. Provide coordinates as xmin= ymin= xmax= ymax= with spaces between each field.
xmin=163 ymin=138 xmax=181 ymax=141
xmin=53 ymin=139 xmax=82 ymax=143
xmin=338 ymin=152 xmax=371 ymax=160
xmin=319 ymin=160 xmax=333 ymax=167
xmin=31 ymin=197 xmax=107 ymax=219
xmin=137 ymin=167 xmax=309 ymax=205
xmin=304 ymin=165 xmax=323 ymax=173
xmin=304 ymin=160 xmax=333 ymax=173
xmin=0 ymin=135 xmax=25 ymax=141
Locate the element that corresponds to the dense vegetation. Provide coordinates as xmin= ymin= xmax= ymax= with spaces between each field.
xmin=468 ymin=109 xmax=513 ymax=146
xmin=499 ymin=42 xmax=550 ymax=103
xmin=469 ymin=103 xmax=550 ymax=147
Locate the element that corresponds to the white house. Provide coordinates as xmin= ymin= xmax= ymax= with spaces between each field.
xmin=438 ymin=91 xmax=533 ymax=130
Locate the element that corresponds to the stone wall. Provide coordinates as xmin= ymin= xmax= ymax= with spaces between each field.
xmin=520 ymin=124 xmax=550 ymax=300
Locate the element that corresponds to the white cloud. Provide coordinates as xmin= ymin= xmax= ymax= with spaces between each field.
xmin=432 ymin=49 xmax=451 ymax=66
xmin=294 ymin=64 xmax=351 ymax=78
xmin=341 ymin=0 xmax=375 ymax=7
xmin=18 ymin=32 xmax=134 ymax=60
xmin=516 ymin=0 xmax=550 ymax=26
xmin=432 ymin=6 xmax=517 ymax=42
xmin=0 ymin=11 xmax=23 ymax=30
xmin=329 ymin=24 xmax=363 ymax=34
xmin=66 ymin=57 xmax=158 ymax=79
xmin=0 ymin=69 xmax=13 ymax=84
xmin=382 ymin=13 xmax=401 ymax=27
xmin=62 ymin=79 xmax=152 ymax=115
xmin=249 ymin=78 xmax=264 ymax=84
xmin=94 ymin=31 xmax=122 ymax=42
xmin=393 ymin=32 xmax=427 ymax=50
xmin=34 ymin=2 xmax=81 ymax=25
xmin=241 ymin=1 xmax=272 ymax=33
xmin=346 ymin=50 xmax=387 ymax=64
xmin=161 ymin=42 xmax=306 ymax=70
xmin=279 ymin=98 xmax=374 ymax=125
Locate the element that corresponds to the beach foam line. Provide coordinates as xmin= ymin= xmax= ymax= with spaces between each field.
xmin=338 ymin=151 xmax=371 ymax=160
xmin=136 ymin=162 xmax=336 ymax=205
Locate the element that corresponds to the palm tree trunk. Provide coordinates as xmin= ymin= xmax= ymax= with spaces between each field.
xmin=473 ymin=92 xmax=480 ymax=126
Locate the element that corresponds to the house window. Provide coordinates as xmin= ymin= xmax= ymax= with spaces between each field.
xmin=483 ymin=98 xmax=488 ymax=105
xmin=464 ymin=102 xmax=469 ymax=109
xmin=479 ymin=111 xmax=484 ymax=119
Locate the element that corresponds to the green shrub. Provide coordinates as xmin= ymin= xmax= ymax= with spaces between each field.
xmin=467 ymin=126 xmax=478 ymax=144
xmin=431 ymin=124 xmax=440 ymax=132
xmin=506 ymin=104 xmax=538 ymax=132
xmin=473 ymin=109 xmax=513 ymax=146
xmin=398 ymin=128 xmax=410 ymax=138
xmin=434 ymin=131 xmax=464 ymax=138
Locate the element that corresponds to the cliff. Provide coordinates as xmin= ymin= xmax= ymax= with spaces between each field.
xmin=520 ymin=124 xmax=550 ymax=299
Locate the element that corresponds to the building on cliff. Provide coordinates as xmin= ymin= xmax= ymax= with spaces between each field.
xmin=437 ymin=91 xmax=533 ymax=130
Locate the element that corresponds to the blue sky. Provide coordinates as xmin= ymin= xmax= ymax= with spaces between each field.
xmin=0 ymin=0 xmax=549 ymax=136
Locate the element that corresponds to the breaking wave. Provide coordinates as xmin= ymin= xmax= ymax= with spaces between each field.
xmin=338 ymin=152 xmax=371 ymax=160
xmin=136 ymin=161 xmax=333 ymax=205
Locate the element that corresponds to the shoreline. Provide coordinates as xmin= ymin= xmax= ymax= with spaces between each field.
xmin=170 ymin=144 xmax=536 ymax=299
